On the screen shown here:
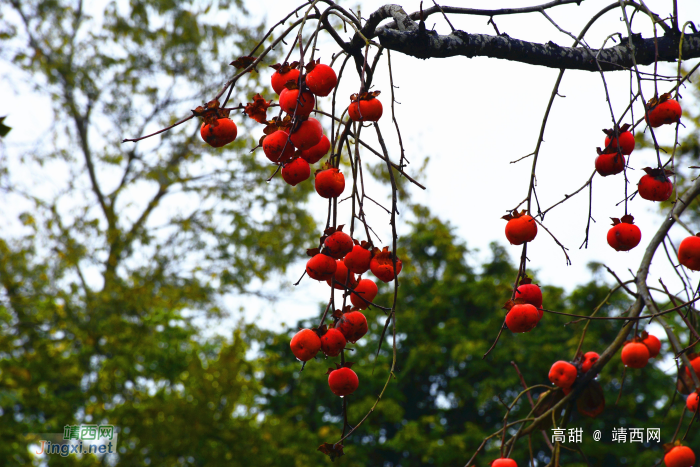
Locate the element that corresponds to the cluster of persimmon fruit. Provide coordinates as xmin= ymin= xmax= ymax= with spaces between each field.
xmin=490 ymin=94 xmax=696 ymax=467
xmin=197 ymin=60 xmax=394 ymax=397
xmin=498 ymin=94 xmax=682 ymax=261
xmin=198 ymin=59 xmax=383 ymax=199
xmin=595 ymin=93 xmax=682 ymax=253
xmin=290 ymin=226 xmax=402 ymax=396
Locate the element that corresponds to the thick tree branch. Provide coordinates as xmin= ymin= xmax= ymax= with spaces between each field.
xmin=376 ymin=28 xmax=700 ymax=71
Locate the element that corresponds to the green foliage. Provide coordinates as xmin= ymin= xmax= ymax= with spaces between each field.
xmin=0 ymin=0 xmax=316 ymax=465
xmin=0 ymin=116 xmax=11 ymax=137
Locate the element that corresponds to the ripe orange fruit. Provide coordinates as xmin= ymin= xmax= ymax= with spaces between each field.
xmin=491 ymin=459 xmax=517 ymax=467
xmin=300 ymin=134 xmax=330 ymax=164
xmin=348 ymin=97 xmax=383 ymax=122
xmin=505 ymin=303 xmax=539 ymax=333
xmin=350 ymin=278 xmax=378 ymax=310
xmin=263 ymin=129 xmax=295 ymax=164
xmin=290 ymin=329 xmax=321 ymax=361
xmin=684 ymin=356 xmax=700 ymax=379
xmin=270 ymin=63 xmax=300 ymax=95
xmin=290 ymin=117 xmax=322 ymax=150
xmin=664 ymin=445 xmax=695 ymax=467
xmin=344 ymin=244 xmax=372 ymax=274
xmin=200 ymin=118 xmax=237 ymax=148
xmin=328 ymin=366 xmax=359 ymax=396
xmin=306 ymin=62 xmax=338 ymax=97
xmin=581 ymin=351 xmax=599 ymax=373
xmin=515 ymin=282 xmax=542 ymax=310
xmin=686 ymin=392 xmax=699 ymax=412
xmin=320 ymin=328 xmax=346 ymax=357
xmin=603 ymin=127 xmax=635 ymax=155
xmin=279 ymin=88 xmax=315 ymax=117
xmin=315 ymin=168 xmax=345 ymax=198
xmin=638 ymin=168 xmax=673 ymax=201
xmin=678 ymin=235 xmax=700 ymax=270
xmin=281 ymin=157 xmax=310 ymax=186
xmin=336 ymin=311 xmax=368 ymax=343
xmin=621 ymin=341 xmax=650 ymax=368
xmin=642 ymin=333 xmax=661 ymax=358
xmin=323 ymin=230 xmax=354 ymax=259
xmin=503 ymin=210 xmax=537 ymax=245
xmin=326 ymin=260 xmax=357 ymax=290
xmin=370 ymin=247 xmax=402 ymax=283
xmin=607 ymin=215 xmax=641 ymax=251
xmin=306 ymin=254 xmax=337 ymax=281
xmin=646 ymin=96 xmax=682 ymax=128
xmin=549 ymin=361 xmax=578 ymax=388
xmin=595 ymin=151 xmax=625 ymax=177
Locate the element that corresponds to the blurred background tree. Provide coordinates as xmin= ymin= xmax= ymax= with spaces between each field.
xmin=0 ymin=1 xmax=698 ymax=466
xmin=0 ymin=0 xmax=316 ymax=464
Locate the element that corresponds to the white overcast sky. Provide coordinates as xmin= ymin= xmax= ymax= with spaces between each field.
xmin=2 ymin=0 xmax=700 ymax=335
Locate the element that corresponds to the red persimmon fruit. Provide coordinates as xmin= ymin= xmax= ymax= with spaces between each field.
xmin=300 ymin=134 xmax=330 ymax=164
xmin=279 ymin=88 xmax=315 ymax=117
xmin=290 ymin=329 xmax=321 ymax=361
xmin=491 ymin=459 xmax=517 ymax=467
xmin=306 ymin=62 xmax=338 ymax=97
xmin=515 ymin=282 xmax=543 ymax=311
xmin=505 ymin=303 xmax=539 ymax=333
xmin=607 ymin=215 xmax=641 ymax=252
xmin=328 ymin=366 xmax=359 ymax=396
xmin=200 ymin=118 xmax=237 ymax=148
xmin=664 ymin=445 xmax=695 ymax=467
xmin=336 ymin=311 xmax=368 ymax=343
xmin=263 ymin=129 xmax=295 ymax=164
xmin=315 ymin=168 xmax=345 ymax=198
xmin=621 ymin=341 xmax=650 ymax=369
xmin=350 ymin=278 xmax=379 ymax=310
xmin=595 ymin=151 xmax=625 ymax=177
xmin=603 ymin=126 xmax=635 ymax=155
xmin=549 ymin=361 xmax=578 ymax=388
xmin=281 ymin=158 xmax=310 ymax=186
xmin=685 ymin=356 xmax=700 ymax=379
xmin=306 ymin=254 xmax=337 ymax=281
xmin=326 ymin=260 xmax=357 ymax=290
xmin=370 ymin=247 xmax=402 ymax=283
xmin=642 ymin=333 xmax=661 ymax=358
xmin=344 ymin=244 xmax=373 ymax=274
xmin=678 ymin=235 xmax=700 ymax=271
xmin=646 ymin=95 xmax=682 ymax=128
xmin=348 ymin=96 xmax=383 ymax=122
xmin=290 ymin=117 xmax=322 ymax=150
xmin=503 ymin=210 xmax=537 ymax=245
xmin=324 ymin=229 xmax=354 ymax=259
xmin=320 ymin=328 xmax=346 ymax=357
xmin=581 ymin=351 xmax=600 ymax=373
xmin=270 ymin=63 xmax=300 ymax=95
xmin=638 ymin=167 xmax=673 ymax=202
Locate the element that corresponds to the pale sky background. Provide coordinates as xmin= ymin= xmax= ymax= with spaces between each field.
xmin=2 ymin=0 xmax=700 ymax=342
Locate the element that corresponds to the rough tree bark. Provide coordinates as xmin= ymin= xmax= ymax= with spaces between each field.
xmin=328 ymin=2 xmax=700 ymax=72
